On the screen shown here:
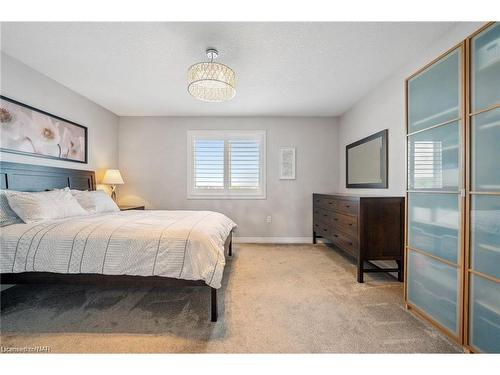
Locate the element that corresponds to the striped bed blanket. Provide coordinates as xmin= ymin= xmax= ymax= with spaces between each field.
xmin=0 ymin=210 xmax=236 ymax=288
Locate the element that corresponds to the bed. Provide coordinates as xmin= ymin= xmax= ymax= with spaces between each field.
xmin=0 ymin=161 xmax=235 ymax=322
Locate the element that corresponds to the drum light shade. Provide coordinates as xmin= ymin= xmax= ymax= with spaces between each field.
xmin=187 ymin=49 xmax=236 ymax=102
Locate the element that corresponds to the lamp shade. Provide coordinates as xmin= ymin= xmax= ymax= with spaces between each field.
xmin=187 ymin=62 xmax=236 ymax=102
xmin=187 ymin=49 xmax=236 ymax=102
xmin=102 ymin=169 xmax=124 ymax=185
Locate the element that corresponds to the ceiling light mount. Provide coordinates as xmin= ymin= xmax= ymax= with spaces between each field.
xmin=206 ymin=48 xmax=218 ymax=61
xmin=187 ymin=48 xmax=236 ymax=102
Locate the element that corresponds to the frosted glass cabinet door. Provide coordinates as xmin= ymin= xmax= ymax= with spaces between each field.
xmin=408 ymin=121 xmax=460 ymax=190
xmin=472 ymin=23 xmax=500 ymax=112
xmin=471 ymin=195 xmax=500 ymax=279
xmin=471 ymin=107 xmax=500 ymax=191
xmin=407 ymin=250 xmax=459 ymax=334
xmin=470 ymin=275 xmax=500 ymax=353
xmin=408 ymin=49 xmax=461 ymax=133
xmin=408 ymin=193 xmax=460 ymax=263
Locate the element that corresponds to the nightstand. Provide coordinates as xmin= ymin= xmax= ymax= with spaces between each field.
xmin=119 ymin=205 xmax=145 ymax=211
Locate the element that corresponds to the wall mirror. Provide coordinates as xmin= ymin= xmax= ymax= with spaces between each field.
xmin=346 ymin=129 xmax=388 ymax=188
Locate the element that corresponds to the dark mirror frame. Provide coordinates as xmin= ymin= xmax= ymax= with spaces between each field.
xmin=346 ymin=129 xmax=388 ymax=189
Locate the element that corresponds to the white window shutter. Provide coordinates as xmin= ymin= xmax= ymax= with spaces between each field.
xmin=187 ymin=130 xmax=266 ymax=199
xmin=193 ymin=139 xmax=224 ymax=189
xmin=229 ymin=139 xmax=260 ymax=189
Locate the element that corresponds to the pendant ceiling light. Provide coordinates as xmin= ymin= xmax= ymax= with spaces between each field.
xmin=187 ymin=48 xmax=236 ymax=102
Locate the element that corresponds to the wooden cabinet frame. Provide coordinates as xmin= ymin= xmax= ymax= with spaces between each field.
xmin=404 ymin=22 xmax=499 ymax=353
xmin=463 ymin=22 xmax=500 ymax=353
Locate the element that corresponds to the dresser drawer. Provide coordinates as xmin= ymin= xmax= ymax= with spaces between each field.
xmin=335 ymin=199 xmax=359 ymax=216
xmin=313 ymin=221 xmax=331 ymax=237
xmin=314 ymin=208 xmax=358 ymax=237
xmin=313 ymin=220 xmax=358 ymax=255
xmin=331 ymin=211 xmax=358 ymax=237
xmin=330 ymin=229 xmax=358 ymax=256
xmin=313 ymin=207 xmax=331 ymax=223
xmin=313 ymin=196 xmax=337 ymax=211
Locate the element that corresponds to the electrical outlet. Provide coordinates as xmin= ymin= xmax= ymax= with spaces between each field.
xmin=266 ymin=215 xmax=272 ymax=223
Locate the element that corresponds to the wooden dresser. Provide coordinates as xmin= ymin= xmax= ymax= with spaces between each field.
xmin=313 ymin=193 xmax=404 ymax=283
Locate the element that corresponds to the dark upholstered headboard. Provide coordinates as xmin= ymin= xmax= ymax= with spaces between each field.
xmin=0 ymin=162 xmax=96 ymax=192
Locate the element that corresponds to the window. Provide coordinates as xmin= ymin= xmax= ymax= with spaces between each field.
xmin=187 ymin=130 xmax=266 ymax=199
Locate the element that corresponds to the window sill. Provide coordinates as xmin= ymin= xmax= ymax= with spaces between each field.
xmin=187 ymin=194 xmax=266 ymax=200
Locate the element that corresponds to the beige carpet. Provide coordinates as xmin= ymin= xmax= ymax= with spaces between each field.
xmin=0 ymin=243 xmax=461 ymax=353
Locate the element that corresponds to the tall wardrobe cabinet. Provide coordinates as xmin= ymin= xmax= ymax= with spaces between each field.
xmin=405 ymin=22 xmax=500 ymax=353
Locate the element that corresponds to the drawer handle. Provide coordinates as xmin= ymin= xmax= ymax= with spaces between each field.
xmin=323 ymin=229 xmax=328 ymax=232
xmin=348 ymin=223 xmax=352 ymax=226
xmin=345 ymin=205 xmax=350 ymax=208
xmin=333 ymin=218 xmax=338 ymax=221
xmin=333 ymin=234 xmax=338 ymax=238
xmin=323 ymin=214 xmax=328 ymax=217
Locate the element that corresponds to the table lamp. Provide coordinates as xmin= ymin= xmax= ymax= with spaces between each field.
xmin=102 ymin=169 xmax=124 ymax=202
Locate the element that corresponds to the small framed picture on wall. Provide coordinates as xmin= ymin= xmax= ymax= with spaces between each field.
xmin=279 ymin=147 xmax=296 ymax=180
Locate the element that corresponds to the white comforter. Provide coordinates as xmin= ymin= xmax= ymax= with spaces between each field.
xmin=0 ymin=210 xmax=236 ymax=288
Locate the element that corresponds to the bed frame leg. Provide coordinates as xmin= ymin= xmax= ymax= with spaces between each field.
xmin=228 ymin=240 xmax=233 ymax=257
xmin=211 ymin=287 xmax=218 ymax=322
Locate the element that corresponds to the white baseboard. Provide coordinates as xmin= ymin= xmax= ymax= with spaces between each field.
xmin=233 ymin=236 xmax=313 ymax=244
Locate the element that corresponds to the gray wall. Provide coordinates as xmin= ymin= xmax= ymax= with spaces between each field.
xmin=118 ymin=116 xmax=338 ymax=239
xmin=336 ymin=22 xmax=483 ymax=196
xmin=4 ymin=23 xmax=484 ymax=238
xmin=0 ymin=53 xmax=120 ymax=290
xmin=0 ymin=52 xmax=119 ymax=180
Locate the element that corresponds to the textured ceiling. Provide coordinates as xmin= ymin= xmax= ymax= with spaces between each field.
xmin=0 ymin=22 xmax=456 ymax=116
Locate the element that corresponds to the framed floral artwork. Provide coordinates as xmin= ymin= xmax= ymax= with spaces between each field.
xmin=0 ymin=96 xmax=87 ymax=163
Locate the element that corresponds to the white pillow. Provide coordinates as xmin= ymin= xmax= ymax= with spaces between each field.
xmin=5 ymin=189 xmax=89 ymax=224
xmin=71 ymin=189 xmax=120 ymax=213
xmin=0 ymin=190 xmax=23 ymax=226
